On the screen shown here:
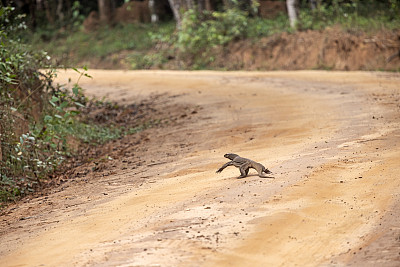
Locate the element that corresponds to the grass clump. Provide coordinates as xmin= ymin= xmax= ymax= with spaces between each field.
xmin=29 ymin=22 xmax=176 ymax=67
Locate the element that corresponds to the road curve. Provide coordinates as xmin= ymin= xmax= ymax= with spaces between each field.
xmin=1 ymin=71 xmax=400 ymax=266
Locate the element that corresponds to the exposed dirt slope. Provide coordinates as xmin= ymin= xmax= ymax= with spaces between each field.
xmin=81 ymin=28 xmax=400 ymax=71
xmin=217 ymin=28 xmax=400 ymax=71
xmin=1 ymin=70 xmax=400 ymax=266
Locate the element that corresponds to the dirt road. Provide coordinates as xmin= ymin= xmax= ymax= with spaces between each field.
xmin=1 ymin=71 xmax=400 ymax=266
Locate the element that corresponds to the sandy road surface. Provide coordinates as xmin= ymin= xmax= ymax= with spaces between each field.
xmin=1 ymin=71 xmax=400 ymax=266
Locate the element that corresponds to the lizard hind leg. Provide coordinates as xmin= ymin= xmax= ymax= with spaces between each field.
xmin=238 ymin=163 xmax=250 ymax=178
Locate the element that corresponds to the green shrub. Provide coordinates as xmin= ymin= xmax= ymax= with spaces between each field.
xmin=0 ymin=7 xmax=126 ymax=204
xmin=246 ymin=14 xmax=291 ymax=38
xmin=177 ymin=8 xmax=249 ymax=65
xmin=297 ymin=0 xmax=400 ymax=31
xmin=1 ymin=6 xmax=56 ymax=201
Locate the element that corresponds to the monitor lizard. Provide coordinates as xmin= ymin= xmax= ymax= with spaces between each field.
xmin=216 ymin=153 xmax=274 ymax=178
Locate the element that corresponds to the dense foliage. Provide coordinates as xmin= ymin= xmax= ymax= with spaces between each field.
xmin=298 ymin=0 xmax=400 ymax=30
xmin=1 ymin=6 xmax=56 ymax=201
xmin=177 ymin=8 xmax=250 ymax=67
xmin=0 ymin=7 xmax=123 ymax=204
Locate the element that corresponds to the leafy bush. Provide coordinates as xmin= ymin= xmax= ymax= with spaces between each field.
xmin=297 ymin=0 xmax=400 ymax=31
xmin=177 ymin=8 xmax=249 ymax=66
xmin=0 ymin=7 xmax=125 ymax=204
xmin=1 ymin=6 xmax=55 ymax=201
xmin=246 ymin=14 xmax=291 ymax=38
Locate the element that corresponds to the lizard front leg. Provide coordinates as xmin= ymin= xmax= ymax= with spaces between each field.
xmin=216 ymin=161 xmax=233 ymax=173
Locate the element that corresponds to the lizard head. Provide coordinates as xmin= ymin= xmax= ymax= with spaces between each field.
xmin=224 ymin=153 xmax=239 ymax=160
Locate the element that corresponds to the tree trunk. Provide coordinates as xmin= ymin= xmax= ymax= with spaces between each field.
xmin=43 ymin=0 xmax=55 ymax=24
xmin=197 ymin=0 xmax=212 ymax=12
xmin=149 ymin=0 xmax=159 ymax=23
xmin=198 ymin=0 xmax=204 ymax=11
xmin=309 ymin=0 xmax=317 ymax=10
xmin=56 ymin=0 xmax=64 ymax=22
xmin=98 ymin=0 xmax=112 ymax=24
xmin=29 ymin=0 xmax=37 ymax=28
xmin=168 ymin=0 xmax=182 ymax=28
xmin=286 ymin=0 xmax=297 ymax=28
xmin=205 ymin=0 xmax=212 ymax=11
